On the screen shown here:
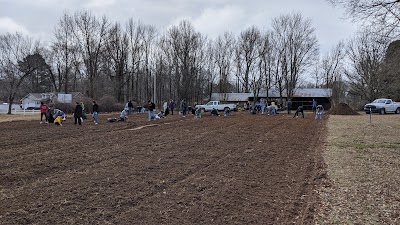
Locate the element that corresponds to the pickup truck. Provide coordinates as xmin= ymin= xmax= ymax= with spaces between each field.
xmin=195 ymin=101 xmax=237 ymax=112
xmin=364 ymin=98 xmax=400 ymax=114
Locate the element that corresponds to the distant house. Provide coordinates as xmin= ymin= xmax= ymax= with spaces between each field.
xmin=20 ymin=92 xmax=82 ymax=109
xmin=212 ymin=88 xmax=332 ymax=110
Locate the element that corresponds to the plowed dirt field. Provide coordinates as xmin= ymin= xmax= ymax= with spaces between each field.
xmin=0 ymin=111 xmax=327 ymax=224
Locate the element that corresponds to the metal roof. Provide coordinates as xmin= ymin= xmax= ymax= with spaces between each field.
xmin=213 ymin=88 xmax=332 ymax=101
xmin=210 ymin=93 xmax=250 ymax=102
xmin=249 ymin=88 xmax=332 ymax=98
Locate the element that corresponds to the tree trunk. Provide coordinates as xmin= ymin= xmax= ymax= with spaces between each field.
xmin=7 ymin=95 xmax=14 ymax=115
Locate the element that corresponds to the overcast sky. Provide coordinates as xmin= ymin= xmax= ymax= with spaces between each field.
xmin=0 ymin=0 xmax=359 ymax=54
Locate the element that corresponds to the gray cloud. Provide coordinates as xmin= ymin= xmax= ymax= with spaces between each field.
xmin=0 ymin=0 xmax=358 ymax=53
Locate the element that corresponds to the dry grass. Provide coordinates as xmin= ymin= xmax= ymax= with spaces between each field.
xmin=0 ymin=114 xmax=39 ymax=123
xmin=315 ymin=114 xmax=400 ymax=224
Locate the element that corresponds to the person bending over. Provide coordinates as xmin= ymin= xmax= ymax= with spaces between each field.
xmin=293 ymin=105 xmax=304 ymax=118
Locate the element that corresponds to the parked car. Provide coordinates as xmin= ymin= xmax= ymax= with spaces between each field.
xmin=364 ymin=98 xmax=400 ymax=114
xmin=26 ymin=107 xmax=40 ymax=110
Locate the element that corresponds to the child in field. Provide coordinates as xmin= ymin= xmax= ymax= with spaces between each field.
xmin=54 ymin=115 xmax=63 ymax=126
xmin=52 ymin=109 xmax=65 ymax=126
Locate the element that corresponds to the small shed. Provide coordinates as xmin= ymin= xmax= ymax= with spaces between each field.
xmin=290 ymin=88 xmax=332 ymax=110
xmin=249 ymin=88 xmax=332 ymax=110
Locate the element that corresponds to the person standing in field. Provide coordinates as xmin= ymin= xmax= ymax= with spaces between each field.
xmin=163 ymin=100 xmax=168 ymax=113
xmin=92 ymin=100 xmax=99 ymax=125
xmin=39 ymin=101 xmax=49 ymax=124
xmin=287 ymin=99 xmax=292 ymax=114
xmin=293 ymin=105 xmax=304 ymax=118
xmin=127 ymin=100 xmax=133 ymax=114
xmin=181 ymin=99 xmax=187 ymax=117
xmin=260 ymin=98 xmax=266 ymax=114
xmin=312 ymin=99 xmax=317 ymax=113
xmin=80 ymin=102 xmax=87 ymax=121
xmin=148 ymin=100 xmax=155 ymax=121
xmin=74 ymin=102 xmax=83 ymax=125
xmin=169 ymin=99 xmax=175 ymax=115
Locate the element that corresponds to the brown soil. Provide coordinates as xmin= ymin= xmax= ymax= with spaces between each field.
xmin=328 ymin=103 xmax=359 ymax=115
xmin=0 ymin=111 xmax=327 ymax=224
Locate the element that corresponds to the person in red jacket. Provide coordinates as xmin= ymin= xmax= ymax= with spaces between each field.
xmin=39 ymin=102 xmax=49 ymax=124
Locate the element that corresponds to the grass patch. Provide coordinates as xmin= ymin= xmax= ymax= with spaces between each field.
xmin=0 ymin=114 xmax=39 ymax=123
xmin=315 ymin=114 xmax=400 ymax=224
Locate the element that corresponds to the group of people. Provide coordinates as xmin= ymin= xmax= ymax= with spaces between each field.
xmin=246 ymin=98 xmax=324 ymax=120
xmin=39 ymin=97 xmax=325 ymax=127
xmin=246 ymin=99 xmax=278 ymax=115
xmin=40 ymin=100 xmax=98 ymax=126
xmin=144 ymin=99 xmax=173 ymax=122
xmin=39 ymin=102 xmax=66 ymax=126
xmin=289 ymin=99 xmax=324 ymax=120
xmin=73 ymin=101 xmax=95 ymax=125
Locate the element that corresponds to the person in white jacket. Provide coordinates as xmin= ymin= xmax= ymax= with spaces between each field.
xmin=163 ymin=100 xmax=168 ymax=113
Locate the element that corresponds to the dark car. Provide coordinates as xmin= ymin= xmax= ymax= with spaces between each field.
xmin=26 ymin=107 xmax=40 ymax=110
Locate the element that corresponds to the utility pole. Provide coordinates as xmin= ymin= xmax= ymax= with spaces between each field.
xmin=153 ymin=68 xmax=156 ymax=107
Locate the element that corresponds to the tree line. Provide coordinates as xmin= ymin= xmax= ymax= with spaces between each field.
xmin=1 ymin=2 xmax=400 ymax=114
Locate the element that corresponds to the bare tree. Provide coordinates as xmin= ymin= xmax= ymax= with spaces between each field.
xmin=345 ymin=29 xmax=387 ymax=102
xmin=203 ymin=40 xmax=217 ymax=100
xmin=126 ymin=19 xmax=146 ymax=102
xmin=158 ymin=32 xmax=176 ymax=101
xmin=236 ymin=26 xmax=261 ymax=93
xmin=214 ymin=32 xmax=234 ymax=93
xmin=321 ymin=41 xmax=345 ymax=89
xmin=141 ymin=24 xmax=157 ymax=103
xmin=272 ymin=13 xmax=319 ymax=99
xmin=311 ymin=64 xmax=323 ymax=88
xmin=167 ymin=20 xmax=202 ymax=102
xmin=258 ymin=31 xmax=275 ymax=102
xmin=0 ymin=33 xmax=38 ymax=114
xmin=51 ymin=11 xmax=76 ymax=93
xmin=270 ymin=34 xmax=285 ymax=102
xmin=105 ymin=22 xmax=130 ymax=102
xmin=319 ymin=41 xmax=346 ymax=106
xmin=329 ymin=0 xmax=400 ymax=38
xmin=73 ymin=10 xmax=110 ymax=98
